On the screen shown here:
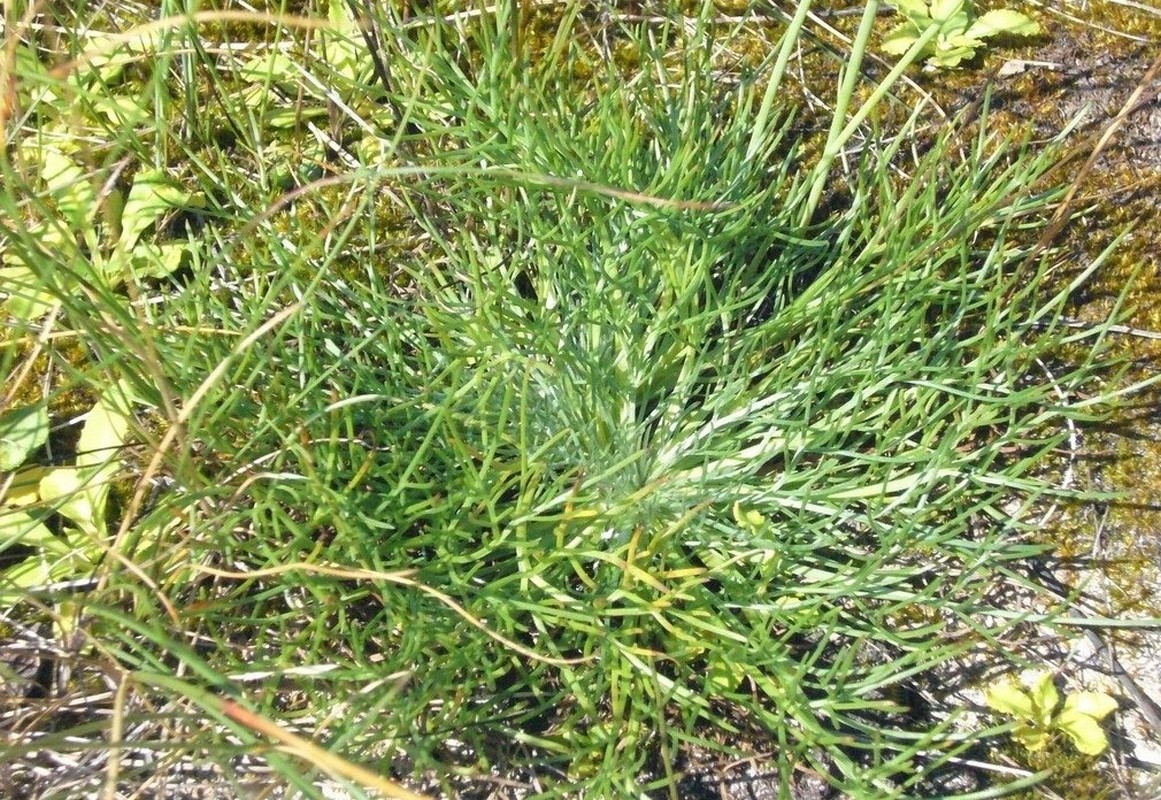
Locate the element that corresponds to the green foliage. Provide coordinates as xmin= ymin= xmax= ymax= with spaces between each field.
xmin=234 ymin=0 xmax=384 ymax=182
xmin=239 ymin=0 xmax=368 ymax=119
xmin=985 ymin=671 xmax=1119 ymax=755
xmin=0 ymin=385 xmax=139 ymax=602
xmin=1 ymin=30 xmax=189 ymax=601
xmin=2 ymin=146 xmax=201 ymax=322
xmin=0 ymin=2 xmax=1136 ymax=798
xmin=78 ymin=10 xmax=1115 ymax=795
xmin=1 ymin=38 xmax=202 ymax=324
xmin=882 ymin=0 xmax=1040 ymax=69
xmin=0 ymin=403 xmax=49 ymax=472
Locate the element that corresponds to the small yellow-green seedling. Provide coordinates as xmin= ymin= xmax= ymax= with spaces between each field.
xmin=985 ymin=671 xmax=1118 ymax=755
xmin=882 ymin=0 xmax=1040 ymax=70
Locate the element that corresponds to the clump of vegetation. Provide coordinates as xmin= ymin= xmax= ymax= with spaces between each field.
xmin=0 ymin=386 xmax=138 ymax=602
xmin=986 ymin=671 xmax=1118 ymax=755
xmin=881 ymin=0 xmax=1040 ymax=69
xmin=0 ymin=1 xmax=1135 ymax=798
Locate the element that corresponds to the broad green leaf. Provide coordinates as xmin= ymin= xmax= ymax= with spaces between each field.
xmin=127 ymin=242 xmax=188 ymax=280
xmin=930 ymin=0 xmax=966 ymax=21
xmin=118 ymin=170 xmax=192 ymax=253
xmin=0 ymin=543 xmax=55 ymax=598
xmin=928 ymin=0 xmax=965 ymax=22
xmin=39 ymin=467 xmax=106 ymax=539
xmin=81 ymin=29 xmax=163 ymax=85
xmin=239 ymin=52 xmax=301 ymax=86
xmin=705 ymin=656 xmax=746 ymax=693
xmin=935 ymin=9 xmax=972 ymax=35
xmin=265 ymin=105 xmax=329 ymax=129
xmin=78 ymin=51 xmax=130 ymax=86
xmin=984 ymin=677 xmax=1034 ymax=717
xmin=0 ymin=524 xmax=93 ymax=602
xmin=964 ymin=9 xmax=1041 ymax=40
xmin=1062 ymin=691 xmax=1118 ymax=721
xmin=357 ymin=134 xmax=392 ymax=164
xmin=41 ymin=389 xmax=135 ymax=537
xmin=0 ymin=403 xmax=49 ymax=471
xmin=13 ymin=43 xmax=63 ymax=110
xmin=1055 ymin=707 xmax=1111 ymax=755
xmin=1 ymin=217 xmax=72 ymax=261
xmin=53 ymin=597 xmax=89 ymax=652
xmin=1055 ymin=689 xmax=1117 ymax=754
xmin=0 ymin=507 xmax=79 ymax=605
xmin=0 ymin=508 xmax=64 ymax=552
xmin=328 ymin=0 xmax=354 ymax=27
xmin=882 ymin=27 xmax=924 ymax=56
xmin=4 ymin=218 xmax=94 ymax=299
xmin=2 ymin=466 xmax=50 ymax=507
xmin=1027 ymin=672 xmax=1059 ymax=718
xmin=40 ymin=147 xmax=96 ymax=230
xmin=946 ymin=33 xmax=987 ymax=49
xmin=698 ymin=548 xmax=729 ymax=570
xmin=0 ymin=280 xmax=58 ymax=322
xmin=892 ymin=0 xmax=933 ymax=23
xmin=1011 ymin=722 xmax=1051 ymax=751
xmin=76 ymin=391 xmax=133 ymax=470
xmin=322 ymin=0 xmax=365 ymax=81
xmin=90 ymin=94 xmax=151 ymax=127
xmin=74 ymin=30 xmax=166 ymax=88
xmin=930 ymin=45 xmax=977 ymax=67
xmin=732 ymin=501 xmax=767 ymax=531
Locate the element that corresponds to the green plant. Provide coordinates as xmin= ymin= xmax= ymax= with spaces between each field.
xmin=234 ymin=0 xmax=390 ymax=185
xmin=882 ymin=0 xmax=1040 ymax=69
xmin=0 ymin=25 xmax=194 ymax=608
xmin=238 ymin=0 xmax=370 ymax=126
xmin=1 ymin=35 xmax=202 ymax=324
xmin=113 ymin=8 xmax=1120 ymax=794
xmin=1 ymin=144 xmax=201 ymax=323
xmin=0 ymin=384 xmax=139 ymax=602
xmin=985 ymin=671 xmax=1119 ymax=755
xmin=0 ymin=2 xmax=1135 ymax=798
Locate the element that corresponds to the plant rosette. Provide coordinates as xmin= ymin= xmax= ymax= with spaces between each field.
xmin=882 ymin=0 xmax=1040 ymax=70
xmin=1 ymin=37 xmax=202 ymax=324
xmin=0 ymin=141 xmax=201 ymax=322
xmin=238 ymin=0 xmax=374 ymax=129
xmin=0 ymin=384 xmax=140 ymax=603
xmin=984 ymin=671 xmax=1119 ymax=756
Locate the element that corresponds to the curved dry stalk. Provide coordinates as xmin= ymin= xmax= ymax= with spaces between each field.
xmin=194 ymin=561 xmax=595 ymax=667
xmin=216 ymin=696 xmax=434 ymax=800
xmin=97 ymin=303 xmax=304 ymax=618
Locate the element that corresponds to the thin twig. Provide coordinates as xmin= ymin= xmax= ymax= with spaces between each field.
xmin=217 ymin=697 xmax=434 ymax=800
xmin=1030 ymin=52 xmax=1161 ymax=263
xmin=195 ymin=561 xmax=595 ymax=667
xmin=1028 ymin=564 xmax=1161 ymax=734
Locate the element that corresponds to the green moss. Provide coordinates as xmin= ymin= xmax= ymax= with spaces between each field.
xmin=1070 ymin=0 xmax=1161 ymax=41
xmin=930 ymin=2 xmax=1161 ymax=621
xmin=1 ymin=336 xmax=96 ymax=422
xmin=995 ymin=734 xmax=1121 ymax=799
